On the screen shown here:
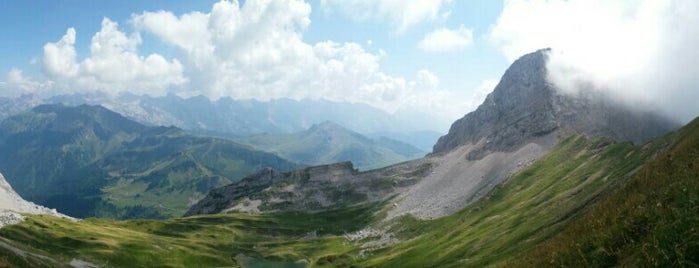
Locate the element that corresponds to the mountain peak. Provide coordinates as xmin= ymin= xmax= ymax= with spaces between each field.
xmin=306 ymin=121 xmax=357 ymax=137
xmin=309 ymin=120 xmax=344 ymax=130
xmin=432 ymin=49 xmax=677 ymax=158
xmin=432 ymin=49 xmax=557 ymax=156
xmin=15 ymin=104 xmax=148 ymax=138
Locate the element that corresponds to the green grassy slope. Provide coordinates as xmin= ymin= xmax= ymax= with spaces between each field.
xmin=362 ymin=134 xmax=670 ymax=267
xmin=0 ymin=203 xmax=383 ymax=267
xmin=235 ymin=121 xmax=424 ymax=170
xmin=0 ymin=104 xmax=299 ymax=219
xmin=511 ymin=118 xmax=699 ymax=267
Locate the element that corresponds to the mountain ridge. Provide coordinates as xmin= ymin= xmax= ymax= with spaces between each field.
xmin=391 ymin=49 xmax=677 ymax=218
xmin=433 ymin=49 xmax=678 ymax=159
xmin=0 ymin=93 xmax=444 ymax=153
xmin=0 ymin=104 xmax=299 ymax=219
xmin=184 ymin=160 xmax=431 ymax=216
xmin=46 ymin=93 xmax=449 ymax=141
xmin=234 ymin=120 xmax=425 ymax=170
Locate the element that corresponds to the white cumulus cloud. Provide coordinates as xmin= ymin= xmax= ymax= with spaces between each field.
xmin=0 ymin=69 xmax=54 ymax=97
xmin=42 ymin=18 xmax=186 ymax=95
xmin=320 ymin=0 xmax=452 ymax=32
xmin=0 ymin=0 xmax=468 ymax=122
xmin=419 ymin=25 xmax=473 ymax=52
xmin=131 ymin=0 xmax=463 ymax=116
xmin=43 ymin=28 xmax=79 ymax=78
xmin=490 ymin=0 xmax=699 ymax=122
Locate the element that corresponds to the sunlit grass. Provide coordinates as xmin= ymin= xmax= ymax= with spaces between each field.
xmin=0 ymin=203 xmax=382 ymax=267
xmin=362 ymin=135 xmax=669 ymax=267
xmin=512 ymin=118 xmax=699 ymax=267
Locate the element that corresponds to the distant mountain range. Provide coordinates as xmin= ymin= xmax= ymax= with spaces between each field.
xmin=234 ymin=121 xmax=425 ymax=170
xmin=0 ymin=104 xmax=299 ymax=219
xmin=0 ymin=93 xmax=445 ymax=151
xmin=0 ymin=94 xmax=42 ymax=121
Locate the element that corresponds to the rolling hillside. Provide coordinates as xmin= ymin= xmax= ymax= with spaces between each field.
xmin=0 ymin=104 xmax=299 ymax=219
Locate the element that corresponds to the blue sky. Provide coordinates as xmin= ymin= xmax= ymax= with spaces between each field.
xmin=1 ymin=1 xmax=215 ymax=75
xmin=1 ymin=0 xmax=697 ymax=123
xmin=0 ymin=0 xmax=509 ymax=122
xmin=0 ymin=0 xmax=507 ymax=83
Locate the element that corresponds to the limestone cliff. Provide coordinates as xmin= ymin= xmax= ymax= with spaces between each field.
xmin=433 ymin=49 xmax=677 ymax=159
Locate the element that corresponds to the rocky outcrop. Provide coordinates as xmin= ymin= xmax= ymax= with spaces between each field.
xmin=0 ymin=172 xmax=71 ymax=228
xmin=185 ymin=161 xmax=432 ymax=216
xmin=184 ymin=167 xmax=287 ymax=216
xmin=433 ymin=49 xmax=678 ymax=158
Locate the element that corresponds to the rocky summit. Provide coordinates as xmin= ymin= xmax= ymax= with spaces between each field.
xmin=394 ymin=49 xmax=678 ymax=218
xmin=433 ymin=49 xmax=678 ymax=159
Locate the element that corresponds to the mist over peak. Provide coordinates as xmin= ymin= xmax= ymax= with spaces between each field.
xmin=434 ymin=48 xmax=678 ymax=156
xmin=491 ymin=0 xmax=699 ymax=123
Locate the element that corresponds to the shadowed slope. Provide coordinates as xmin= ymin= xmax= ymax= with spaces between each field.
xmin=0 ymin=104 xmax=299 ymax=219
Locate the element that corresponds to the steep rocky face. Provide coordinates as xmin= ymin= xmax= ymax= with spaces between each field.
xmin=433 ymin=49 xmax=556 ymax=157
xmin=433 ymin=49 xmax=678 ymax=158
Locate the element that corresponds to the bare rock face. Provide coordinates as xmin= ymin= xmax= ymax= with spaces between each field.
xmin=0 ymin=172 xmax=71 ymax=228
xmin=433 ymin=49 xmax=678 ymax=158
xmin=184 ymin=161 xmax=432 ymax=216
xmin=184 ymin=168 xmax=286 ymax=216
